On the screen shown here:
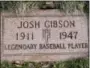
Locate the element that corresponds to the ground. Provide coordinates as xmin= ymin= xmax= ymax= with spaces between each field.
xmin=1 ymin=58 xmax=89 ymax=68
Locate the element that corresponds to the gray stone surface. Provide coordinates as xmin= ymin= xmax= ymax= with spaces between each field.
xmin=1 ymin=10 xmax=89 ymax=61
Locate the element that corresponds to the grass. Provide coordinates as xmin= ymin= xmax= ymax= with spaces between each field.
xmin=1 ymin=58 xmax=89 ymax=68
xmin=0 ymin=1 xmax=89 ymax=14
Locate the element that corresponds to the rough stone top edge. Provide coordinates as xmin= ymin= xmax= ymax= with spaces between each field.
xmin=1 ymin=9 xmax=86 ymax=17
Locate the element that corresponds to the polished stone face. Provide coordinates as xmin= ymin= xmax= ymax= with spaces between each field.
xmin=1 ymin=10 xmax=88 ymax=61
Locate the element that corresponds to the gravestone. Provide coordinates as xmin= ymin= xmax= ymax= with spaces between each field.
xmin=1 ymin=10 xmax=89 ymax=61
